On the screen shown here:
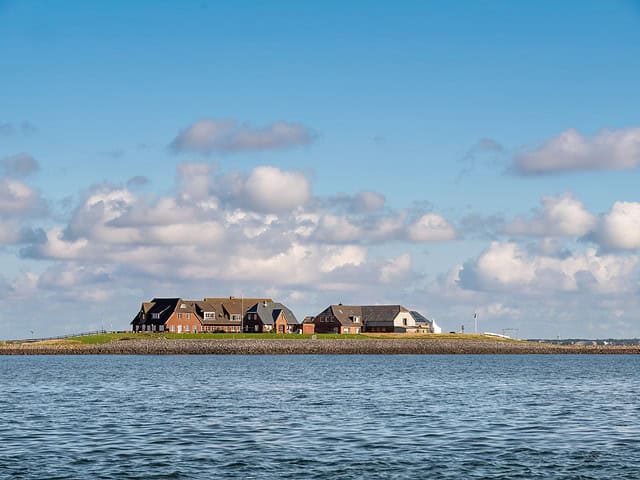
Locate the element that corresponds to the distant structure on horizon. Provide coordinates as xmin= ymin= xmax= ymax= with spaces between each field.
xmin=131 ymin=296 xmax=441 ymax=335
xmin=309 ymin=304 xmax=439 ymax=334
xmin=131 ymin=296 xmax=299 ymax=334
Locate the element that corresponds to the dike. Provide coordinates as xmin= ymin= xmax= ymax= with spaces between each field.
xmin=1 ymin=338 xmax=639 ymax=355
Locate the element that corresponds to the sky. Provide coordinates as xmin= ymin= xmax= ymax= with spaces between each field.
xmin=1 ymin=0 xmax=640 ymax=339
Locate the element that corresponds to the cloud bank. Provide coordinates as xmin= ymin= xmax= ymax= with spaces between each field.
xmin=170 ymin=118 xmax=315 ymax=154
xmin=514 ymin=127 xmax=640 ymax=174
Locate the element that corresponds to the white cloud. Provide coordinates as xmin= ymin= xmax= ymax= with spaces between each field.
xmin=177 ymin=163 xmax=216 ymax=201
xmin=459 ymin=241 xmax=638 ymax=294
xmin=407 ymin=213 xmax=456 ymax=242
xmin=595 ymin=201 xmax=640 ymax=250
xmin=515 ymin=127 xmax=640 ymax=174
xmin=352 ymin=191 xmax=385 ymax=212
xmin=379 ymin=253 xmax=411 ymax=283
xmin=170 ymin=118 xmax=315 ymax=154
xmin=312 ymin=215 xmax=362 ymax=243
xmin=0 ymin=178 xmax=44 ymax=215
xmin=242 ymin=166 xmax=311 ymax=213
xmin=504 ymin=192 xmax=596 ymax=237
xmin=0 ymin=221 xmax=22 ymax=244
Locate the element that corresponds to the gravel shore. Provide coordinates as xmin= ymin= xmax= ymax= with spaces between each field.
xmin=1 ymin=338 xmax=638 ymax=355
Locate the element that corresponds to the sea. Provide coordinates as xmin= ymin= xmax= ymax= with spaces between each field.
xmin=0 ymin=354 xmax=638 ymax=479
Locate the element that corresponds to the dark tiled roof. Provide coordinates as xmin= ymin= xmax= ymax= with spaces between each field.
xmin=256 ymin=302 xmax=299 ymax=325
xmin=410 ymin=310 xmax=432 ymax=325
xmin=204 ymin=297 xmax=272 ymax=315
xmin=361 ymin=305 xmax=404 ymax=326
xmin=328 ymin=305 xmax=362 ymax=326
xmin=131 ymin=298 xmax=181 ymax=326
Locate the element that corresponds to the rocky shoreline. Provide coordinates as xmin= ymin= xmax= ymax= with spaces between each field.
xmin=1 ymin=338 xmax=639 ymax=355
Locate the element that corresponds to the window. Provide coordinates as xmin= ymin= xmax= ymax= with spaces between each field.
xmin=180 ymin=303 xmax=186 ymax=309
xmin=349 ymin=315 xmax=360 ymax=323
xmin=231 ymin=314 xmax=241 ymax=321
xmin=204 ymin=312 xmax=215 ymax=319
xmin=178 ymin=313 xmax=182 ymax=319
xmin=354 ymin=328 xmax=360 ymax=334
xmin=170 ymin=325 xmax=175 ymax=332
xmin=403 ymin=318 xmax=407 ymax=326
xmin=152 ymin=313 xmax=160 ymax=320
xmin=185 ymin=325 xmax=190 ymax=332
xmin=344 ymin=327 xmax=349 ymax=334
xmin=186 ymin=313 xmax=190 ymax=320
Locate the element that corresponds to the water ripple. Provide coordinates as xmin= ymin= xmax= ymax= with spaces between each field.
xmin=0 ymin=354 xmax=639 ymax=478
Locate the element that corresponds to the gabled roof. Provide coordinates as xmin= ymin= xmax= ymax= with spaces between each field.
xmin=410 ymin=310 xmax=432 ymax=325
xmin=361 ymin=305 xmax=408 ymax=326
xmin=204 ymin=297 xmax=272 ymax=316
xmin=322 ymin=305 xmax=363 ymax=326
xmin=254 ymin=302 xmax=299 ymax=325
xmin=132 ymin=298 xmax=181 ymax=325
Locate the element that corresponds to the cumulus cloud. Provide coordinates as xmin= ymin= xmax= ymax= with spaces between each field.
xmin=351 ymin=191 xmax=386 ymax=212
xmin=504 ymin=192 xmax=596 ymax=237
xmin=242 ymin=166 xmax=311 ymax=213
xmin=0 ymin=178 xmax=46 ymax=216
xmin=177 ymin=163 xmax=217 ymax=201
xmin=459 ymin=241 xmax=638 ymax=294
xmin=514 ymin=127 xmax=640 ymax=174
xmin=170 ymin=118 xmax=315 ymax=154
xmin=379 ymin=253 xmax=411 ymax=283
xmin=407 ymin=213 xmax=457 ymax=242
xmin=1 ymin=154 xmax=39 ymax=177
xmin=594 ymin=202 xmax=640 ymax=250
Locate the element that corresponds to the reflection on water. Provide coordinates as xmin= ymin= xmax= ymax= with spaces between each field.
xmin=0 ymin=355 xmax=639 ymax=479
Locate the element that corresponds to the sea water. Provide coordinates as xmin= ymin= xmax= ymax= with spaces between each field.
xmin=0 ymin=354 xmax=638 ymax=479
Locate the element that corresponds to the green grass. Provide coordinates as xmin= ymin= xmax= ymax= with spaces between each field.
xmin=67 ymin=332 xmax=364 ymax=344
xmin=64 ymin=331 xmax=528 ymax=345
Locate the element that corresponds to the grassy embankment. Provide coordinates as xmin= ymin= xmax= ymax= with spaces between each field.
xmin=56 ymin=332 xmax=524 ymax=345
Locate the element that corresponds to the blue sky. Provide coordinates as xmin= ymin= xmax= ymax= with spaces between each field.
xmin=1 ymin=1 xmax=640 ymax=339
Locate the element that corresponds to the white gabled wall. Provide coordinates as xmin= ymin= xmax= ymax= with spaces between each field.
xmin=393 ymin=311 xmax=416 ymax=330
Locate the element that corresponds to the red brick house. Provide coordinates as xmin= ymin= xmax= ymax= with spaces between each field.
xmin=302 ymin=316 xmax=316 ymax=334
xmin=310 ymin=304 xmax=420 ymax=334
xmin=131 ymin=298 xmax=180 ymax=332
xmin=131 ymin=296 xmax=275 ymax=333
xmin=311 ymin=304 xmax=363 ymax=334
xmin=244 ymin=301 xmax=299 ymax=333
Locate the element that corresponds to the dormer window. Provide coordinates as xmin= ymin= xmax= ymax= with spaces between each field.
xmin=231 ymin=314 xmax=242 ymax=321
xmin=180 ymin=304 xmax=187 ymax=309
xmin=152 ymin=313 xmax=160 ymax=320
xmin=349 ymin=315 xmax=360 ymax=323
xmin=204 ymin=312 xmax=216 ymax=319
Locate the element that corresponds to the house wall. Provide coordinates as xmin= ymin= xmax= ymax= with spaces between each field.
xmin=341 ymin=325 xmax=361 ymax=334
xmin=243 ymin=313 xmax=263 ymax=333
xmin=165 ymin=311 xmax=203 ymax=333
xmin=393 ymin=311 xmax=417 ymax=333
xmin=365 ymin=326 xmax=394 ymax=333
xmin=313 ymin=314 xmax=340 ymax=334
xmin=202 ymin=324 xmax=242 ymax=333
xmin=275 ymin=313 xmax=288 ymax=334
